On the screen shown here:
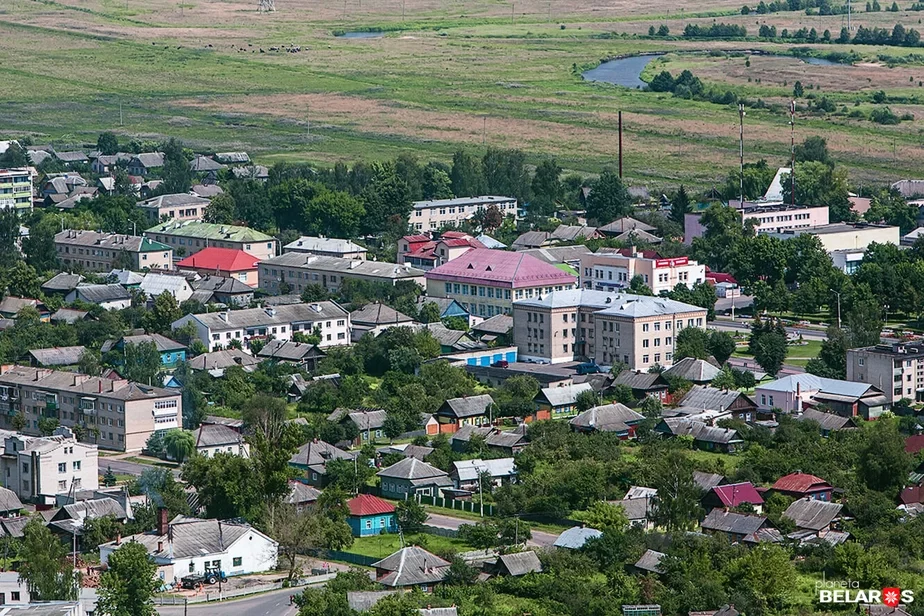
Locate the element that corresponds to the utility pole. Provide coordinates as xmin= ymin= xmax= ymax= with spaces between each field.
xmin=618 ymin=111 xmax=623 ymax=178
xmin=847 ymin=0 xmax=851 ymax=30
xmin=829 ymin=288 xmax=842 ymax=329
xmin=789 ymin=100 xmax=796 ymax=207
xmin=119 ymin=102 xmax=123 ymax=127
xmin=738 ymin=102 xmax=745 ymax=206
xmin=482 ymin=116 xmax=486 ymax=145
xmin=306 ymin=104 xmax=310 ymax=138
xmin=478 ymin=472 xmax=484 ymax=517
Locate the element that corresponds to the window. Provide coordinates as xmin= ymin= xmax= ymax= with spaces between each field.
xmin=58 ymin=480 xmax=66 ymax=491
xmin=233 ymin=557 xmax=242 ymax=567
xmin=73 ymin=461 xmax=81 ymax=471
xmin=858 ymin=357 xmax=865 ymax=367
xmin=642 ymin=324 xmax=649 ymax=332
xmin=11 ymin=593 xmax=19 ymax=602
xmin=190 ymin=562 xmax=195 ymax=573
xmin=365 ymin=520 xmax=372 ymax=529
xmin=58 ymin=463 xmax=66 ymax=473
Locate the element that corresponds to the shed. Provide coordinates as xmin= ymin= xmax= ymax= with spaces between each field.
xmin=497 ymin=550 xmax=542 ymax=576
xmin=632 ymin=549 xmax=665 ymax=575
xmin=553 ymin=526 xmax=603 ymax=549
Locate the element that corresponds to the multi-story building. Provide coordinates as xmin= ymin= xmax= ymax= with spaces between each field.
xmin=137 ymin=193 xmax=210 ymax=223
xmin=425 ymin=248 xmax=578 ymax=318
xmin=580 ymin=248 xmax=706 ymax=296
xmin=259 ymin=253 xmax=425 ymax=295
xmin=410 ymin=196 xmax=518 ymax=232
xmin=847 ymin=341 xmax=924 ymax=405
xmin=684 ymin=204 xmax=829 ymax=244
xmin=0 ymin=168 xmax=34 ymax=214
xmin=172 ymin=302 xmax=351 ymax=352
xmin=513 ymin=289 xmax=707 ymax=370
xmin=398 ymin=232 xmax=484 ymax=270
xmin=176 ymin=247 xmax=260 ymax=288
xmin=54 ymin=230 xmax=173 ymax=272
xmin=0 ymin=427 xmax=99 ymax=505
xmin=282 ymin=236 xmax=368 ymax=260
xmin=769 ymin=222 xmax=900 ymax=253
xmin=0 ymin=366 xmax=182 ymax=452
xmin=144 ymin=221 xmax=278 ymax=261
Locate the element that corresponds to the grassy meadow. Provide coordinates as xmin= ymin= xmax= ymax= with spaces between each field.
xmin=5 ymin=0 xmax=924 ymax=188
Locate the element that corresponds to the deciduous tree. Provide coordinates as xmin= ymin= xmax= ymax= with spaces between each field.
xmin=97 ymin=541 xmax=159 ymax=616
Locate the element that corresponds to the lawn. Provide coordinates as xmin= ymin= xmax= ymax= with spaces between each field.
xmin=733 ymin=338 xmax=823 ymax=367
xmin=347 ymin=532 xmax=475 ymax=559
xmin=6 ymin=0 xmax=924 ymax=186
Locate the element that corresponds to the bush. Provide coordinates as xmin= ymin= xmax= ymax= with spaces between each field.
xmin=870 ymin=106 xmax=901 ymax=124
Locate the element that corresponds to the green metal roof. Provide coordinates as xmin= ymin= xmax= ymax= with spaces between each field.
xmin=139 ymin=237 xmax=171 ymax=252
xmin=144 ymin=221 xmax=274 ymax=243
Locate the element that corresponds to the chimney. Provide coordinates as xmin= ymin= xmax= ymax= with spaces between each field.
xmin=157 ymin=507 xmax=169 ymax=535
xmin=115 ymin=532 xmax=121 ymax=545
xmin=157 ymin=540 xmax=163 ymax=552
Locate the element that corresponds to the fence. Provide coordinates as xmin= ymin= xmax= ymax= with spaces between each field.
xmin=416 ymin=494 xmax=496 ymax=517
xmin=154 ymin=572 xmax=336 ymax=605
xmin=300 ymin=548 xmax=380 ymax=568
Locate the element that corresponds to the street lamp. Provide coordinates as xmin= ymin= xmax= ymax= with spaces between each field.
xmin=829 ymin=289 xmax=842 ymax=330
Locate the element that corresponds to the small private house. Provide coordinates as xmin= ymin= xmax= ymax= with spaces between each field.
xmin=662 ymin=357 xmax=721 ymax=385
xmin=569 ymin=403 xmax=644 ymax=438
xmin=101 ymin=333 xmax=187 ymax=369
xmin=415 ymin=297 xmax=470 ymax=324
xmin=534 ymin=383 xmax=594 ymax=419
xmin=435 ymin=394 xmax=494 ymax=434
xmin=675 ymin=386 xmax=759 ymax=422
xmin=632 ymin=549 xmax=665 ymax=576
xmin=613 ymin=371 xmax=671 ymax=403
xmin=783 ymin=498 xmax=844 ymax=534
xmin=770 ymin=473 xmax=834 ymax=501
xmin=26 ymin=346 xmax=87 ymax=369
xmin=99 ymin=513 xmax=278 ymax=587
xmin=176 ymin=247 xmax=260 ymax=288
xmin=377 ymin=457 xmax=452 ymax=500
xmin=65 ymin=284 xmax=132 ymax=310
xmin=0 ymin=296 xmax=50 ymax=321
xmin=346 ymin=494 xmax=396 ymax=537
xmin=792 ymin=408 xmax=858 ymax=437
xmin=654 ymin=419 xmax=744 ymax=453
xmin=372 ymin=546 xmax=449 ymax=590
xmin=553 ymin=526 xmax=603 ymax=550
xmin=700 ymin=510 xmax=768 ymax=543
xmin=702 ymin=482 xmax=764 ymax=514
xmin=257 ymin=340 xmax=326 ymax=371
xmin=609 ymin=495 xmax=654 ymax=530
xmin=450 ymin=458 xmax=517 ymax=490
xmin=754 ymin=373 xmax=889 ymax=420
xmin=288 ymin=440 xmax=355 ymax=487
xmin=496 ymin=551 xmax=542 ymax=577
xmin=41 ymin=273 xmax=84 ymax=297
xmin=450 ymin=425 xmax=529 ymax=456
xmin=349 ymin=303 xmax=417 ymax=340
xmin=192 ymin=423 xmax=248 ymax=458
xmin=327 ymin=408 xmax=387 ymax=447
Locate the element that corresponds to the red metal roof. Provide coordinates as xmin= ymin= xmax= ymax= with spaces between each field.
xmin=901 ymin=486 xmax=924 ymax=505
xmin=402 ymin=234 xmax=431 ymax=243
xmin=712 ymin=482 xmax=764 ymax=507
xmin=347 ymin=493 xmax=396 ymax=517
xmin=616 ymin=248 xmax=661 ymax=260
xmin=906 ymin=435 xmax=924 ymax=454
xmin=426 ymin=248 xmax=577 ymax=289
xmin=770 ymin=473 xmax=831 ymax=494
xmin=176 ymin=247 xmax=259 ymax=272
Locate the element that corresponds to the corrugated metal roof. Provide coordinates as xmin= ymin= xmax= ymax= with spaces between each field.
xmin=553 ymin=526 xmax=602 ymax=549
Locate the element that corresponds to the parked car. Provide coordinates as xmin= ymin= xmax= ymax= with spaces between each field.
xmin=575 ymin=362 xmax=601 ymax=375
xmin=492 ymin=360 xmax=509 ymax=368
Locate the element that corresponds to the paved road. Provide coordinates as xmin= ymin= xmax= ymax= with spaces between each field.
xmin=711 ymin=318 xmax=827 ymax=342
xmin=426 ymin=513 xmax=560 ymax=547
xmin=156 ymin=587 xmax=298 ymax=616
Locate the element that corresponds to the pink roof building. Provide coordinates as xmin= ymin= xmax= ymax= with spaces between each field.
xmin=703 ymin=482 xmax=765 ymax=514
xmin=425 ymin=248 xmax=577 ymax=318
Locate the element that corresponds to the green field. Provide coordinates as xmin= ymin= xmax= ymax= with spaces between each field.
xmin=6 ymin=0 xmax=924 ymax=187
xmin=733 ymin=338 xmax=823 ymax=367
xmin=347 ymin=532 xmax=475 ymax=559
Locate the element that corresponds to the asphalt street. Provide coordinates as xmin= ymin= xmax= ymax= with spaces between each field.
xmin=99 ymin=458 xmax=181 ymax=478
xmin=156 ymin=588 xmax=298 ymax=616
xmin=425 ymin=512 xmax=560 ymax=547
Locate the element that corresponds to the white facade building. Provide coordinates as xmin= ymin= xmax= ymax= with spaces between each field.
xmin=410 ymin=196 xmax=518 ymax=232
xmin=0 ymin=427 xmax=99 ymax=505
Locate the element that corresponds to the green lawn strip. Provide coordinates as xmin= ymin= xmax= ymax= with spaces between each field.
xmin=122 ymin=456 xmax=179 ymax=469
xmin=423 ymin=504 xmax=572 ymax=535
xmin=347 ymin=532 xmax=475 ymax=559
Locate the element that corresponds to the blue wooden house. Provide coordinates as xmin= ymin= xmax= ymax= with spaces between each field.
xmin=347 ymin=494 xmax=396 ymax=537
xmin=102 ymin=333 xmax=187 ymax=369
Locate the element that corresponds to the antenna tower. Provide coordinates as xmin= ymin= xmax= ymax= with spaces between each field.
xmin=258 ymin=0 xmax=275 ymax=12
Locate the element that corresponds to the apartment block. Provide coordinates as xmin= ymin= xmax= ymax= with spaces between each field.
xmin=769 ymin=222 xmax=900 ymax=253
xmin=410 ymin=196 xmax=518 ymax=232
xmin=173 ymin=302 xmax=351 ymax=353
xmin=580 ymin=248 xmax=706 ymax=296
xmin=259 ymin=253 xmax=425 ymax=295
xmin=425 ymin=248 xmax=578 ymax=318
xmin=684 ymin=204 xmax=829 ymax=244
xmin=398 ymin=232 xmax=484 ymax=270
xmin=54 ymin=230 xmax=173 ymax=272
xmin=145 ymin=221 xmax=278 ymax=261
xmin=0 ymin=427 xmax=99 ymax=505
xmin=0 ymin=168 xmax=34 ymax=214
xmin=847 ymin=341 xmax=924 ymax=404
xmin=0 ymin=366 xmax=182 ymax=452
xmin=137 ymin=193 xmax=210 ymax=223
xmin=283 ymin=236 xmax=368 ymax=260
xmin=513 ymin=289 xmax=707 ymax=371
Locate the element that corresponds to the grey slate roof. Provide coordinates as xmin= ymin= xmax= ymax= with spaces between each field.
xmin=498 ymin=550 xmax=542 ymax=576
xmin=189 ymin=155 xmax=225 ymax=172
xmin=677 ymin=385 xmax=755 ymax=412
xmin=538 ymin=383 xmax=594 ymax=407
xmin=54 ymin=497 xmax=128 ymax=521
xmin=471 ymin=314 xmax=513 ymax=335
xmin=377 ymin=457 xmax=449 ymax=483
xmin=553 ymin=526 xmax=603 ymax=549
xmin=138 ymin=193 xmax=209 ymax=210
xmin=347 ymin=590 xmax=398 ymax=612
xmin=100 ymin=516 xmax=273 ymax=561
xmin=451 ymin=425 xmax=528 ymax=451
xmin=290 ymin=440 xmax=354 ymax=474
xmin=569 ymin=403 xmax=643 ymax=433
xmin=260 ymin=253 xmax=424 ymax=281
xmin=609 ymin=496 xmax=653 ymax=522
xmin=613 ymin=370 xmax=667 ymax=391
xmin=41 ymin=273 xmax=84 ymax=292
xmin=701 ymin=510 xmax=766 ymax=536
xmin=28 ymin=346 xmax=87 ymax=366
xmin=286 ymin=481 xmax=321 ymax=506
xmin=511 ymin=231 xmax=550 ymax=250
xmin=193 ymin=423 xmax=242 ymax=448
xmin=132 ymin=152 xmax=165 ymax=169
xmin=783 ymin=498 xmax=843 ymax=531
xmin=344 ymin=409 xmax=388 ymax=431
xmin=257 ymin=340 xmax=324 ymax=362
xmin=663 ymin=358 xmax=722 ymax=383
xmin=439 ymin=394 xmax=494 ymax=419
xmin=597 ymin=217 xmax=657 ymax=234
xmin=50 ymin=308 xmax=89 ymax=324
xmin=69 ymin=284 xmax=131 ymax=303
xmin=284 ymin=236 xmax=366 ymax=254
xmin=693 ymin=471 xmax=726 ymax=492
xmin=191 ymin=275 xmax=253 ymax=295
xmin=102 ymin=333 xmax=185 ymax=354
xmin=349 ymin=303 xmax=415 ymax=326
xmin=550 ymin=224 xmax=599 ymax=242
xmin=633 ymin=549 xmax=665 ymax=574
xmin=187 ymin=349 xmax=260 ymax=371
xmin=0 ymin=487 xmax=23 ymax=513
xmin=658 ymin=418 xmax=742 ymax=445
xmin=793 ymin=408 xmax=856 ymax=432
xmin=372 ymin=546 xmax=450 ymax=587
xmin=183 ymin=302 xmax=349 ymax=331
